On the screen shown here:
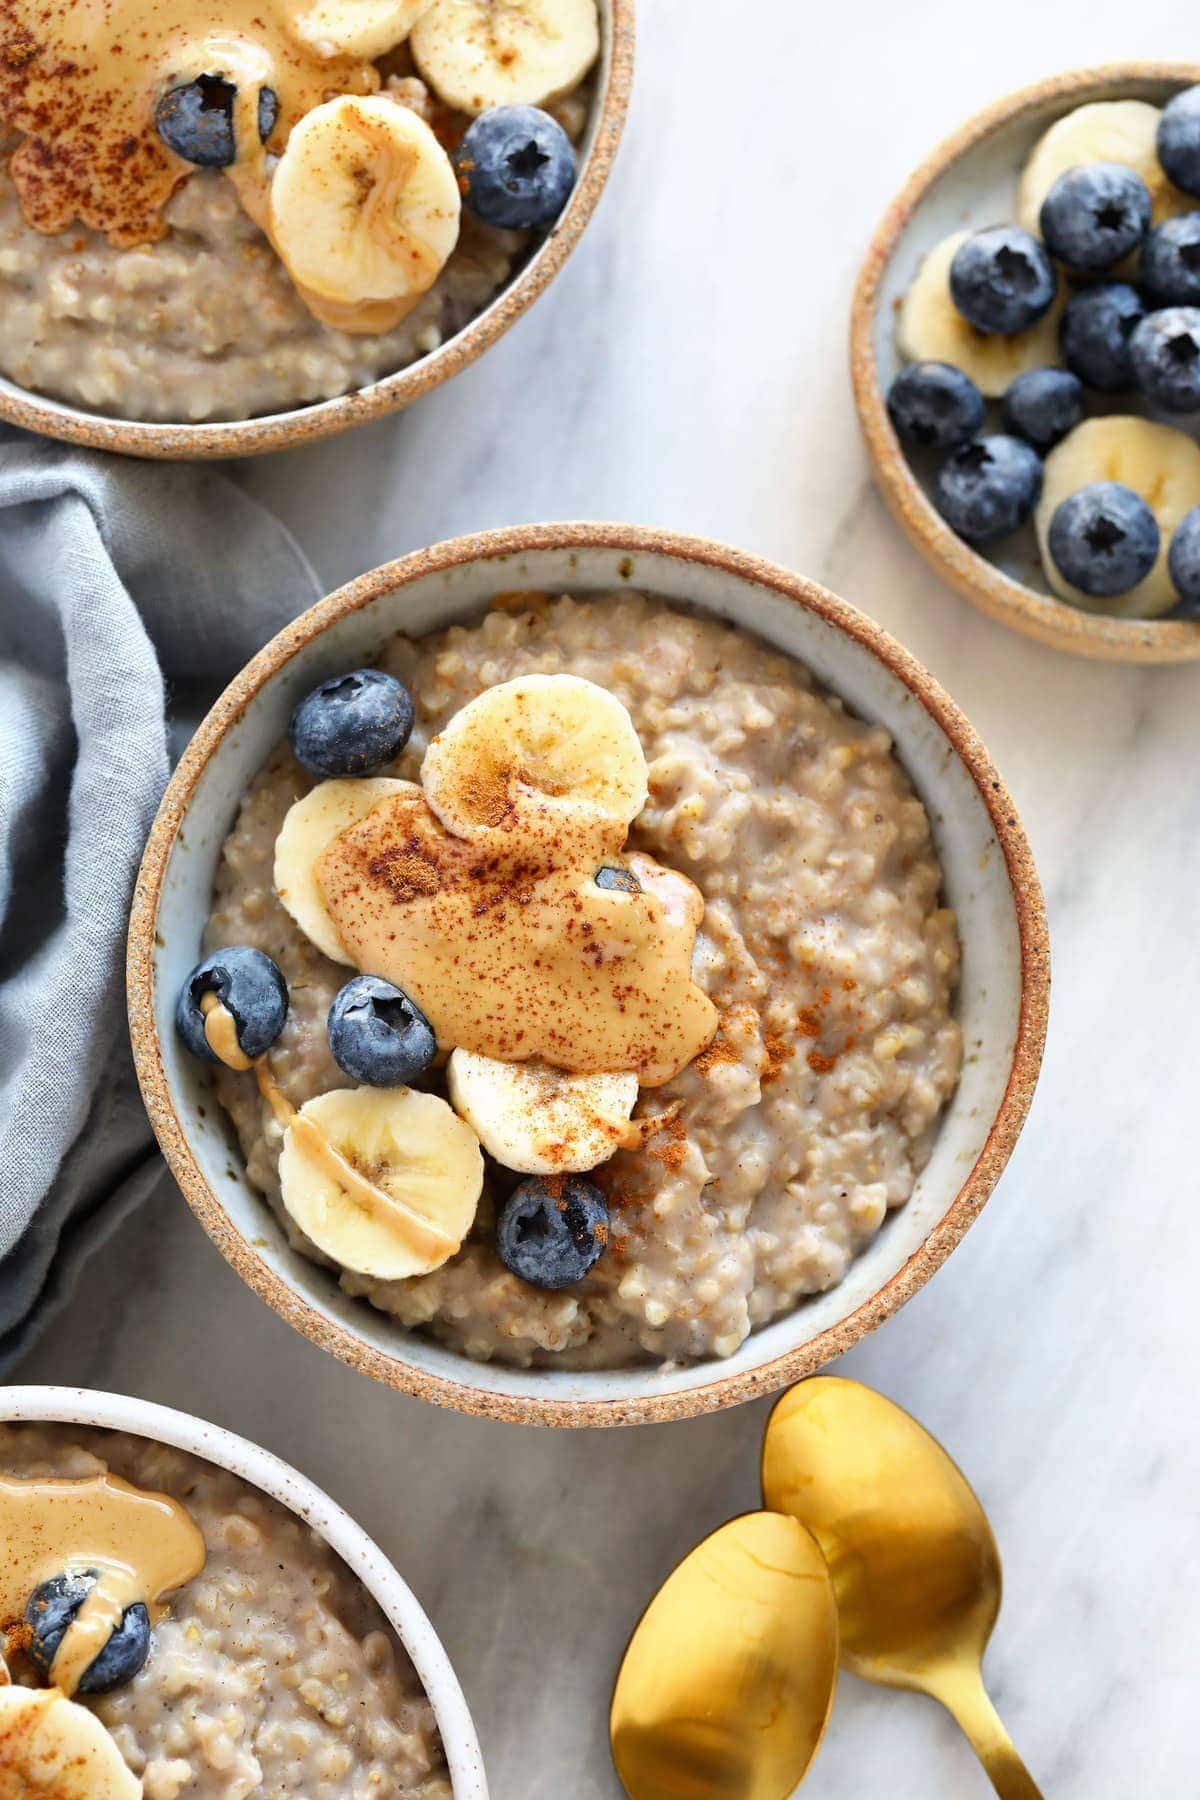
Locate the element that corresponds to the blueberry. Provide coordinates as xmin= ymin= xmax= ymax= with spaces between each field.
xmin=1130 ymin=306 xmax=1200 ymax=412
xmin=948 ymin=226 xmax=1057 ymax=334
xmin=1167 ymin=504 xmax=1200 ymax=606
xmin=1002 ymin=367 xmax=1084 ymax=449
xmin=1060 ymin=281 xmax=1145 ymax=390
xmin=1158 ymin=85 xmax=1200 ymax=197
xmin=1047 ymin=482 xmax=1160 ymax=597
xmin=594 ymin=864 xmax=641 ymax=893
xmin=327 ymin=976 xmax=437 ymax=1087
xmin=1141 ymin=215 xmax=1200 ymax=304
xmin=176 ymin=946 xmax=288 ymax=1064
xmin=288 ymin=669 xmax=414 ymax=778
xmin=1037 ymin=162 xmax=1151 ymax=271
xmin=155 ymin=76 xmax=276 ymax=168
xmin=26 ymin=1573 xmax=151 ymax=1694
xmin=934 ymin=435 xmax=1043 ymax=543
xmin=496 ymin=1175 xmax=609 ymax=1289
xmin=886 ymin=361 xmax=985 ymax=450
xmin=452 ymin=105 xmax=576 ymax=231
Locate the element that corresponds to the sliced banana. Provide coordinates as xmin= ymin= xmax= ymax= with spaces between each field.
xmin=279 ymin=1086 xmax=483 ymax=1279
xmin=422 ymin=673 xmax=648 ymax=841
xmin=897 ymin=230 xmax=1065 ymax=397
xmin=269 ymin=95 xmax=461 ymax=335
xmin=1035 ymin=415 xmax=1200 ymax=616
xmin=1017 ymin=100 xmax=1191 ymax=231
xmin=448 ymin=1049 xmax=637 ymax=1173
xmin=0 ymin=1685 xmax=140 ymax=1799
xmin=410 ymin=0 xmax=599 ymax=114
xmin=274 ymin=777 xmax=412 ymax=963
xmin=289 ymin=0 xmax=436 ymax=60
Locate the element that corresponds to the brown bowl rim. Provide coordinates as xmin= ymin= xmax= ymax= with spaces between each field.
xmin=127 ymin=522 xmax=1051 ymax=1427
xmin=850 ymin=59 xmax=1200 ymax=664
xmin=0 ymin=1 xmax=634 ymax=461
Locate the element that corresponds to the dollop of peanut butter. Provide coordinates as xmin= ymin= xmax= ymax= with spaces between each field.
xmin=316 ymin=781 xmax=718 ymax=1087
xmin=0 ymin=1 xmax=378 ymax=246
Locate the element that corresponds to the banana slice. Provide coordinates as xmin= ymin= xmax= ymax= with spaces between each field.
xmin=1018 ymin=100 xmax=1191 ymax=232
xmin=422 ymin=673 xmax=648 ymax=841
xmin=274 ymin=777 xmax=412 ymax=963
xmin=269 ymin=96 xmax=461 ymax=335
xmin=1035 ymin=415 xmax=1200 ymax=616
xmin=0 ymin=1686 xmax=140 ymax=1799
xmin=448 ymin=1049 xmax=637 ymax=1173
xmin=289 ymin=0 xmax=436 ymax=60
xmin=410 ymin=0 xmax=599 ymax=114
xmin=897 ymin=231 xmax=1065 ymax=397
xmin=279 ymin=1086 xmax=483 ymax=1279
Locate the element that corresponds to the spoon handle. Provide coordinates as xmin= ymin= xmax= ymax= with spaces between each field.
xmin=927 ymin=1664 xmax=1044 ymax=1800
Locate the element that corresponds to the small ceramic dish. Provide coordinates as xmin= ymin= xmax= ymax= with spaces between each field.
xmin=0 ymin=1 xmax=632 ymax=461
xmin=852 ymin=61 xmax=1200 ymax=663
xmin=128 ymin=523 xmax=1050 ymax=1428
xmin=0 ymin=1383 xmax=488 ymax=1796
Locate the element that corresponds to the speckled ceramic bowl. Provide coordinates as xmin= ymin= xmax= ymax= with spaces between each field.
xmin=852 ymin=62 xmax=1200 ymax=663
xmin=128 ymin=524 xmax=1050 ymax=1427
xmin=0 ymin=1 xmax=632 ymax=461
xmin=0 ymin=1384 xmax=488 ymax=1796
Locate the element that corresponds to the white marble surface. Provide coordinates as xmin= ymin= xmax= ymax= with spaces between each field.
xmin=16 ymin=2 xmax=1200 ymax=1793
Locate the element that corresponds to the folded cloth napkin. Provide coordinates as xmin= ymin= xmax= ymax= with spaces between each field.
xmin=0 ymin=427 xmax=321 ymax=1371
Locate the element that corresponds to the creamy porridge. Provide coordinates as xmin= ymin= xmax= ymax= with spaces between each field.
xmin=195 ymin=594 xmax=963 ymax=1370
xmin=0 ymin=1423 xmax=449 ymax=1800
xmin=0 ymin=1 xmax=598 ymax=422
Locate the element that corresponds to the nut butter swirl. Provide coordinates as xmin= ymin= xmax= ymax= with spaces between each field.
xmin=0 ymin=1 xmax=378 ymax=246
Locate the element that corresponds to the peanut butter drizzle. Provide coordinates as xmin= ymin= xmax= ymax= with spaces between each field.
xmin=0 ymin=1 xmax=379 ymax=247
xmin=200 ymin=997 xmax=457 ymax=1258
xmin=0 ymin=1472 xmax=206 ymax=1696
xmin=316 ymin=782 xmax=719 ymax=1087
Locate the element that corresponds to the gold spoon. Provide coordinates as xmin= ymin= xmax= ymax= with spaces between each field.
xmin=761 ymin=1376 xmax=1044 ymax=1800
xmin=610 ymin=1510 xmax=839 ymax=1800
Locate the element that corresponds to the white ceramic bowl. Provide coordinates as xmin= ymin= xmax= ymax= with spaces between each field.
xmin=0 ymin=1384 xmax=487 ymax=1797
xmin=128 ymin=524 xmax=1049 ymax=1428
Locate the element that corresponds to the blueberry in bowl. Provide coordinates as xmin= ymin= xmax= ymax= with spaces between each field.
xmin=453 ymin=104 xmax=578 ymax=231
xmin=175 ymin=946 xmax=288 ymax=1065
xmin=886 ymin=362 xmax=985 ymax=450
xmin=496 ymin=1174 xmax=610 ymax=1289
xmin=1038 ymin=162 xmax=1151 ymax=271
xmin=1130 ymin=306 xmax=1200 ymax=412
xmin=288 ymin=669 xmax=414 ymax=778
xmin=1002 ymin=368 xmax=1084 ymax=450
xmin=1168 ymin=503 xmax=1200 ymax=607
xmin=949 ymin=226 xmax=1057 ymax=334
xmin=154 ymin=74 xmax=276 ymax=168
xmin=1140 ymin=214 xmax=1200 ymax=305
xmin=1157 ymin=85 xmax=1200 ymax=197
xmin=1046 ymin=482 xmax=1160 ymax=597
xmin=327 ymin=976 xmax=438 ymax=1087
xmin=1060 ymin=282 xmax=1145 ymax=392
xmin=934 ymin=435 xmax=1043 ymax=543
xmin=26 ymin=1571 xmax=152 ymax=1694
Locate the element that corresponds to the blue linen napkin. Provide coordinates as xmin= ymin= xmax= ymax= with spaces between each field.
xmin=0 ymin=428 xmax=321 ymax=1369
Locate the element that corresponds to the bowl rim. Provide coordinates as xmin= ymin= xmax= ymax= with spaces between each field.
xmin=0 ymin=1383 xmax=488 ymax=1797
xmin=0 ymin=0 xmax=634 ymax=461
xmin=850 ymin=59 xmax=1200 ymax=664
xmin=127 ymin=521 xmax=1051 ymax=1428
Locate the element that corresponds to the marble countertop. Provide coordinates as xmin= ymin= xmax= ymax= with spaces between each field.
xmin=17 ymin=1 xmax=1199 ymax=1793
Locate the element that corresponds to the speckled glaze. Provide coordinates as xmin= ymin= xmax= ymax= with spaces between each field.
xmin=127 ymin=524 xmax=1050 ymax=1428
xmin=0 ymin=0 xmax=632 ymax=460
xmin=852 ymin=62 xmax=1200 ymax=664
xmin=0 ymin=1385 xmax=488 ymax=1797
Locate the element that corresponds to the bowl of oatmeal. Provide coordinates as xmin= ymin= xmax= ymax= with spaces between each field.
xmin=0 ymin=0 xmax=632 ymax=457
xmin=0 ymin=1384 xmax=486 ymax=1797
xmin=128 ymin=524 xmax=1049 ymax=1427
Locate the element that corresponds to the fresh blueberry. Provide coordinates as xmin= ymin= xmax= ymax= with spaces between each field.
xmin=948 ymin=226 xmax=1057 ymax=334
xmin=327 ymin=976 xmax=437 ymax=1087
xmin=1059 ymin=281 xmax=1145 ymax=390
xmin=155 ymin=76 xmax=276 ymax=168
xmin=1141 ymin=215 xmax=1200 ymax=304
xmin=496 ymin=1175 xmax=609 ymax=1289
xmin=934 ymin=435 xmax=1043 ymax=543
xmin=1038 ymin=162 xmax=1151 ymax=270
xmin=1047 ymin=482 xmax=1160 ymax=597
xmin=288 ymin=669 xmax=414 ymax=778
xmin=1001 ymin=367 xmax=1084 ymax=449
xmin=1167 ymin=504 xmax=1200 ymax=606
xmin=595 ymin=864 xmax=641 ymax=893
xmin=452 ymin=105 xmax=576 ymax=231
xmin=26 ymin=1573 xmax=151 ymax=1694
xmin=176 ymin=946 xmax=288 ymax=1064
xmin=1157 ymin=85 xmax=1200 ymax=197
xmin=1130 ymin=306 xmax=1200 ymax=412
xmin=886 ymin=361 xmax=985 ymax=450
